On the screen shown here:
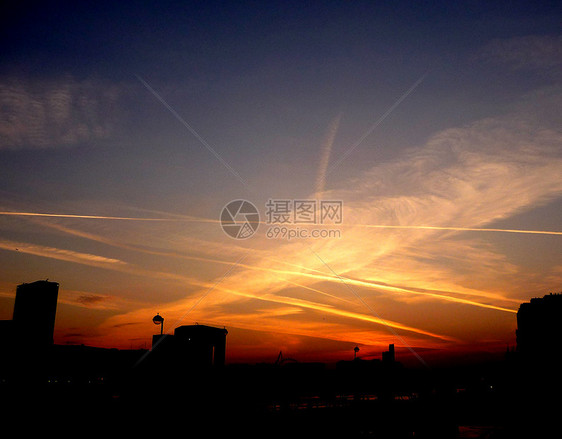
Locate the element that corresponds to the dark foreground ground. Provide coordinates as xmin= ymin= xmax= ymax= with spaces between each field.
xmin=1 ymin=346 xmax=560 ymax=438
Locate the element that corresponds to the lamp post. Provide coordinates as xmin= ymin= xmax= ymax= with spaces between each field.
xmin=153 ymin=313 xmax=164 ymax=335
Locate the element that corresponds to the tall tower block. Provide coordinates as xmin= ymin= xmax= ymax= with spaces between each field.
xmin=13 ymin=280 xmax=59 ymax=347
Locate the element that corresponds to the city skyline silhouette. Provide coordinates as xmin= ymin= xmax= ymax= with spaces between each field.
xmin=1 ymin=278 xmax=560 ymax=438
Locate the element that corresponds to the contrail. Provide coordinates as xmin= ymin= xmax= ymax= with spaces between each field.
xmin=10 ymin=217 xmax=518 ymax=313
xmin=135 ymin=75 xmax=251 ymax=191
xmin=213 ymin=283 xmax=456 ymax=342
xmin=0 ymin=211 xmax=219 ymax=223
xmin=309 ymin=246 xmax=432 ymax=368
xmin=315 ymin=113 xmax=342 ymax=196
xmin=326 ymin=71 xmax=428 ymax=176
xmin=8 ymin=212 xmax=539 ymax=311
xmin=360 ymin=224 xmax=562 ymax=236
xmin=3 ymin=211 xmax=560 ymax=236
xmin=4 ymin=225 xmax=517 ymax=314
xmin=0 ymin=239 xmax=128 ymax=268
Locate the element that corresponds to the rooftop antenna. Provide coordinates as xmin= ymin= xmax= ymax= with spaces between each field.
xmin=152 ymin=313 xmax=164 ymax=335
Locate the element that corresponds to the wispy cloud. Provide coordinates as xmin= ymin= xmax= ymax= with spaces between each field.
xmin=0 ymin=77 xmax=121 ymax=149
xmin=315 ymin=113 xmax=341 ymax=196
xmin=0 ymin=239 xmax=127 ymax=268
xmin=56 ymin=290 xmax=139 ymax=311
xmin=475 ymin=34 xmax=562 ymax=71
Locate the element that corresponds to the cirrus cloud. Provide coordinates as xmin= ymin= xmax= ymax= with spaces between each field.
xmin=0 ymin=77 xmax=121 ymax=149
xmin=475 ymin=34 xmax=562 ymax=72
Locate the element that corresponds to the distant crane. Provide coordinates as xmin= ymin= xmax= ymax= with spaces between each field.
xmin=274 ymin=350 xmax=297 ymax=366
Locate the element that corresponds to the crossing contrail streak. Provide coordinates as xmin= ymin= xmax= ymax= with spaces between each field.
xmin=315 ymin=113 xmax=342 ymax=196
xmin=135 ymin=75 xmax=251 ymax=190
xmin=2 ymin=211 xmax=560 ymax=236
xmin=360 ymin=224 xmax=562 ymax=236
xmin=33 ymin=219 xmax=518 ymax=311
xmin=0 ymin=211 xmax=218 ymax=223
xmin=309 ymin=246 xmax=431 ymax=368
xmin=326 ymin=71 xmax=428 ymax=176
xmin=213 ymin=283 xmax=456 ymax=342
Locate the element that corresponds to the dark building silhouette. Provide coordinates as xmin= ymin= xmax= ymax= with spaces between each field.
xmin=382 ymin=343 xmax=395 ymax=365
xmin=335 ymin=343 xmax=399 ymax=380
xmin=175 ymin=324 xmax=228 ymax=367
xmin=0 ymin=319 xmax=16 ymax=351
xmin=151 ymin=324 xmax=228 ymax=369
xmin=516 ymin=293 xmax=562 ymax=364
xmin=0 ymin=280 xmax=59 ymax=383
xmin=1 ymin=280 xmax=60 ymax=349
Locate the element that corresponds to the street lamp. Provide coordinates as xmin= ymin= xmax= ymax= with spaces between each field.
xmin=153 ymin=313 xmax=164 ymax=335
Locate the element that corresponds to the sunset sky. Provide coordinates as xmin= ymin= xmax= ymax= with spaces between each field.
xmin=1 ymin=1 xmax=561 ymax=366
